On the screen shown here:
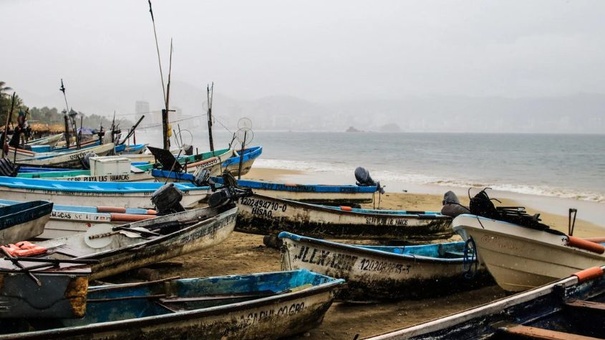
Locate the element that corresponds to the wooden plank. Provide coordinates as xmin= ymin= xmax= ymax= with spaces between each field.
xmin=498 ymin=324 xmax=602 ymax=340
xmin=565 ymin=299 xmax=605 ymax=312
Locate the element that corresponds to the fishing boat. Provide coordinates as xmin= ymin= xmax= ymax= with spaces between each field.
xmin=0 ymin=269 xmax=344 ymax=339
xmin=452 ymin=213 xmax=605 ymax=293
xmin=0 ymin=199 xmax=158 ymax=239
xmin=0 ymin=256 xmax=92 ymax=319
xmin=364 ymin=265 xmax=605 ymax=339
xmin=13 ymin=142 xmax=116 ymax=168
xmin=207 ymin=166 xmax=383 ymax=205
xmin=148 ymin=147 xmax=236 ymax=180
xmin=235 ymin=192 xmax=453 ymax=244
xmin=150 ymin=145 xmax=261 ymax=181
xmin=0 ymin=176 xmax=210 ymax=209
xmin=0 ymin=200 xmax=54 ymax=243
xmin=279 ymin=232 xmax=490 ymax=301
xmin=23 ymin=186 xmax=241 ymax=280
xmin=24 ymin=132 xmax=64 ymax=146
xmin=221 ymin=145 xmax=262 ymax=176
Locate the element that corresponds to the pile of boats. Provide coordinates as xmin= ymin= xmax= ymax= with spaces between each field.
xmin=1 ymin=132 xmax=604 ymax=338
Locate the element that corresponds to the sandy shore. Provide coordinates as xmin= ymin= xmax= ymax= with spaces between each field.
xmin=138 ymin=167 xmax=604 ymax=339
xmin=245 ymin=167 xmax=605 ymax=235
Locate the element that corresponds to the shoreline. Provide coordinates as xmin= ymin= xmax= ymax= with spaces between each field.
xmin=244 ymin=166 xmax=605 ymax=234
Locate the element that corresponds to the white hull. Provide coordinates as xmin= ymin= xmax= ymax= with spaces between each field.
xmin=0 ymin=185 xmax=207 ymax=210
xmin=453 ymin=214 xmax=605 ymax=292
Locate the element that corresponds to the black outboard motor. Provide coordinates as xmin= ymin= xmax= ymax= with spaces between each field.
xmin=181 ymin=144 xmax=194 ymax=156
xmin=151 ymin=183 xmax=185 ymax=215
xmin=208 ymin=171 xmax=252 ymax=209
xmin=80 ymin=152 xmax=97 ymax=170
xmin=355 ymin=167 xmax=385 ymax=194
xmin=192 ymin=168 xmax=211 ymax=187
xmin=440 ymin=190 xmax=470 ymax=217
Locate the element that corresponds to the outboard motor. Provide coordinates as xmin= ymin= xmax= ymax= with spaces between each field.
xmin=192 ymin=168 xmax=211 ymax=187
xmin=208 ymin=171 xmax=252 ymax=209
xmin=151 ymin=183 xmax=185 ymax=215
xmin=80 ymin=152 xmax=97 ymax=170
xmin=440 ymin=190 xmax=470 ymax=217
xmin=354 ymin=167 xmax=385 ymax=194
xmin=181 ymin=144 xmax=194 ymax=156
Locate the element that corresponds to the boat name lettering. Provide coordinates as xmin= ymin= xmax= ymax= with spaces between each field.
xmin=480 ymin=234 xmax=520 ymax=251
xmin=359 ymin=258 xmax=410 ymax=274
xmin=240 ymin=197 xmax=287 ymax=212
xmin=294 ymin=245 xmax=357 ymax=271
xmin=365 ymin=216 xmax=409 ymax=226
xmin=243 ymin=302 xmax=305 ymax=322
xmin=66 ymin=175 xmax=130 ymax=182
xmin=51 ymin=211 xmax=72 ymax=219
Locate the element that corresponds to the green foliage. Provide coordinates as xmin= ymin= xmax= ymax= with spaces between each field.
xmin=1 ymin=80 xmax=134 ymax=131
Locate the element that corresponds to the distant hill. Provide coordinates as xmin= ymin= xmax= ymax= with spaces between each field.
xmin=19 ymin=84 xmax=605 ymax=134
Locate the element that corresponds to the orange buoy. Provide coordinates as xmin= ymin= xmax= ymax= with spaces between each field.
xmin=110 ymin=213 xmax=157 ymax=222
xmin=567 ymin=236 xmax=605 ymax=254
xmin=573 ymin=266 xmax=604 ymax=283
xmin=340 ymin=206 xmax=353 ymax=212
xmin=97 ymin=206 xmax=127 ymax=213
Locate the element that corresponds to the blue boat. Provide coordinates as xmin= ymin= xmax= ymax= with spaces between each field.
xmin=151 ymin=145 xmax=263 ymax=181
xmin=0 ymin=200 xmax=53 ymax=243
xmin=0 ymin=269 xmax=344 ymax=339
xmin=0 ymin=176 xmax=210 ymax=209
xmin=279 ymin=231 xmax=490 ymax=301
xmin=365 ymin=265 xmax=605 ymax=340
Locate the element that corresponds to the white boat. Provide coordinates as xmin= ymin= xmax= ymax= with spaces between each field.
xmin=452 ymin=213 xmax=605 ymax=292
xmin=13 ymin=142 xmax=116 ymax=168
xmin=0 ymin=176 xmax=209 ymax=209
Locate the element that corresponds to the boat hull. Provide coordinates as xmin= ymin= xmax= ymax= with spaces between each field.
xmin=365 ymin=265 xmax=605 ymax=339
xmin=453 ymin=214 xmax=605 ymax=292
xmin=280 ymin=232 xmax=489 ymax=301
xmin=236 ymin=193 xmax=453 ymax=241
xmin=38 ymin=206 xmax=238 ymax=280
xmin=0 ymin=200 xmax=53 ymax=243
xmin=0 ymin=270 xmax=344 ymax=340
xmin=0 ymin=177 xmax=209 ymax=209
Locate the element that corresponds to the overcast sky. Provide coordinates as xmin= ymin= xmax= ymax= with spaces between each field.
xmin=2 ymin=0 xmax=605 ymax=115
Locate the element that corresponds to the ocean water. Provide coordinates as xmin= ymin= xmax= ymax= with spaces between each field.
xmin=136 ymin=129 xmax=605 ymax=205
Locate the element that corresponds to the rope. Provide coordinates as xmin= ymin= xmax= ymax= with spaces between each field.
xmin=463 ymin=237 xmax=478 ymax=279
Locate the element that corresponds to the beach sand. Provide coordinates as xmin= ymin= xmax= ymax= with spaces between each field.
xmin=130 ymin=167 xmax=605 ymax=339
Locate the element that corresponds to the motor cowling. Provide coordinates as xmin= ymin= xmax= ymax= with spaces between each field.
xmin=355 ymin=167 xmax=384 ymax=194
xmin=151 ymin=183 xmax=185 ymax=215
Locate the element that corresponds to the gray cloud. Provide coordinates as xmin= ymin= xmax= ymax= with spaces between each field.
xmin=2 ymin=0 xmax=605 ymax=123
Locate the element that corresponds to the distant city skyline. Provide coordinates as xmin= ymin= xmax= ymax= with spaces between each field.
xmin=3 ymin=1 xmax=605 ymax=133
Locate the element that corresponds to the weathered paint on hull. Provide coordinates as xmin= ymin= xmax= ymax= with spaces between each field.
xmin=365 ymin=265 xmax=605 ymax=340
xmin=0 ymin=186 xmax=208 ymax=209
xmin=36 ymin=206 xmax=237 ymax=280
xmin=0 ymin=272 xmax=89 ymax=319
xmin=453 ymin=214 xmax=605 ymax=292
xmin=236 ymin=194 xmax=453 ymax=241
xmin=280 ymin=234 xmax=490 ymax=301
xmin=16 ymin=143 xmax=116 ymax=168
xmin=0 ymin=200 xmax=53 ymax=243
xmin=0 ymin=273 xmax=343 ymax=340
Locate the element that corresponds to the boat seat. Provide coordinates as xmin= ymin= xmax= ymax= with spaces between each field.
xmin=495 ymin=323 xmax=602 ymax=340
xmin=564 ymin=299 xmax=605 ymax=315
xmin=444 ymin=251 xmax=466 ymax=258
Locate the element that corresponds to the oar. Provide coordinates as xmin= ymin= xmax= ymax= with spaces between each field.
xmin=84 ymin=223 xmax=146 ymax=248
xmin=0 ymin=247 xmax=41 ymax=286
